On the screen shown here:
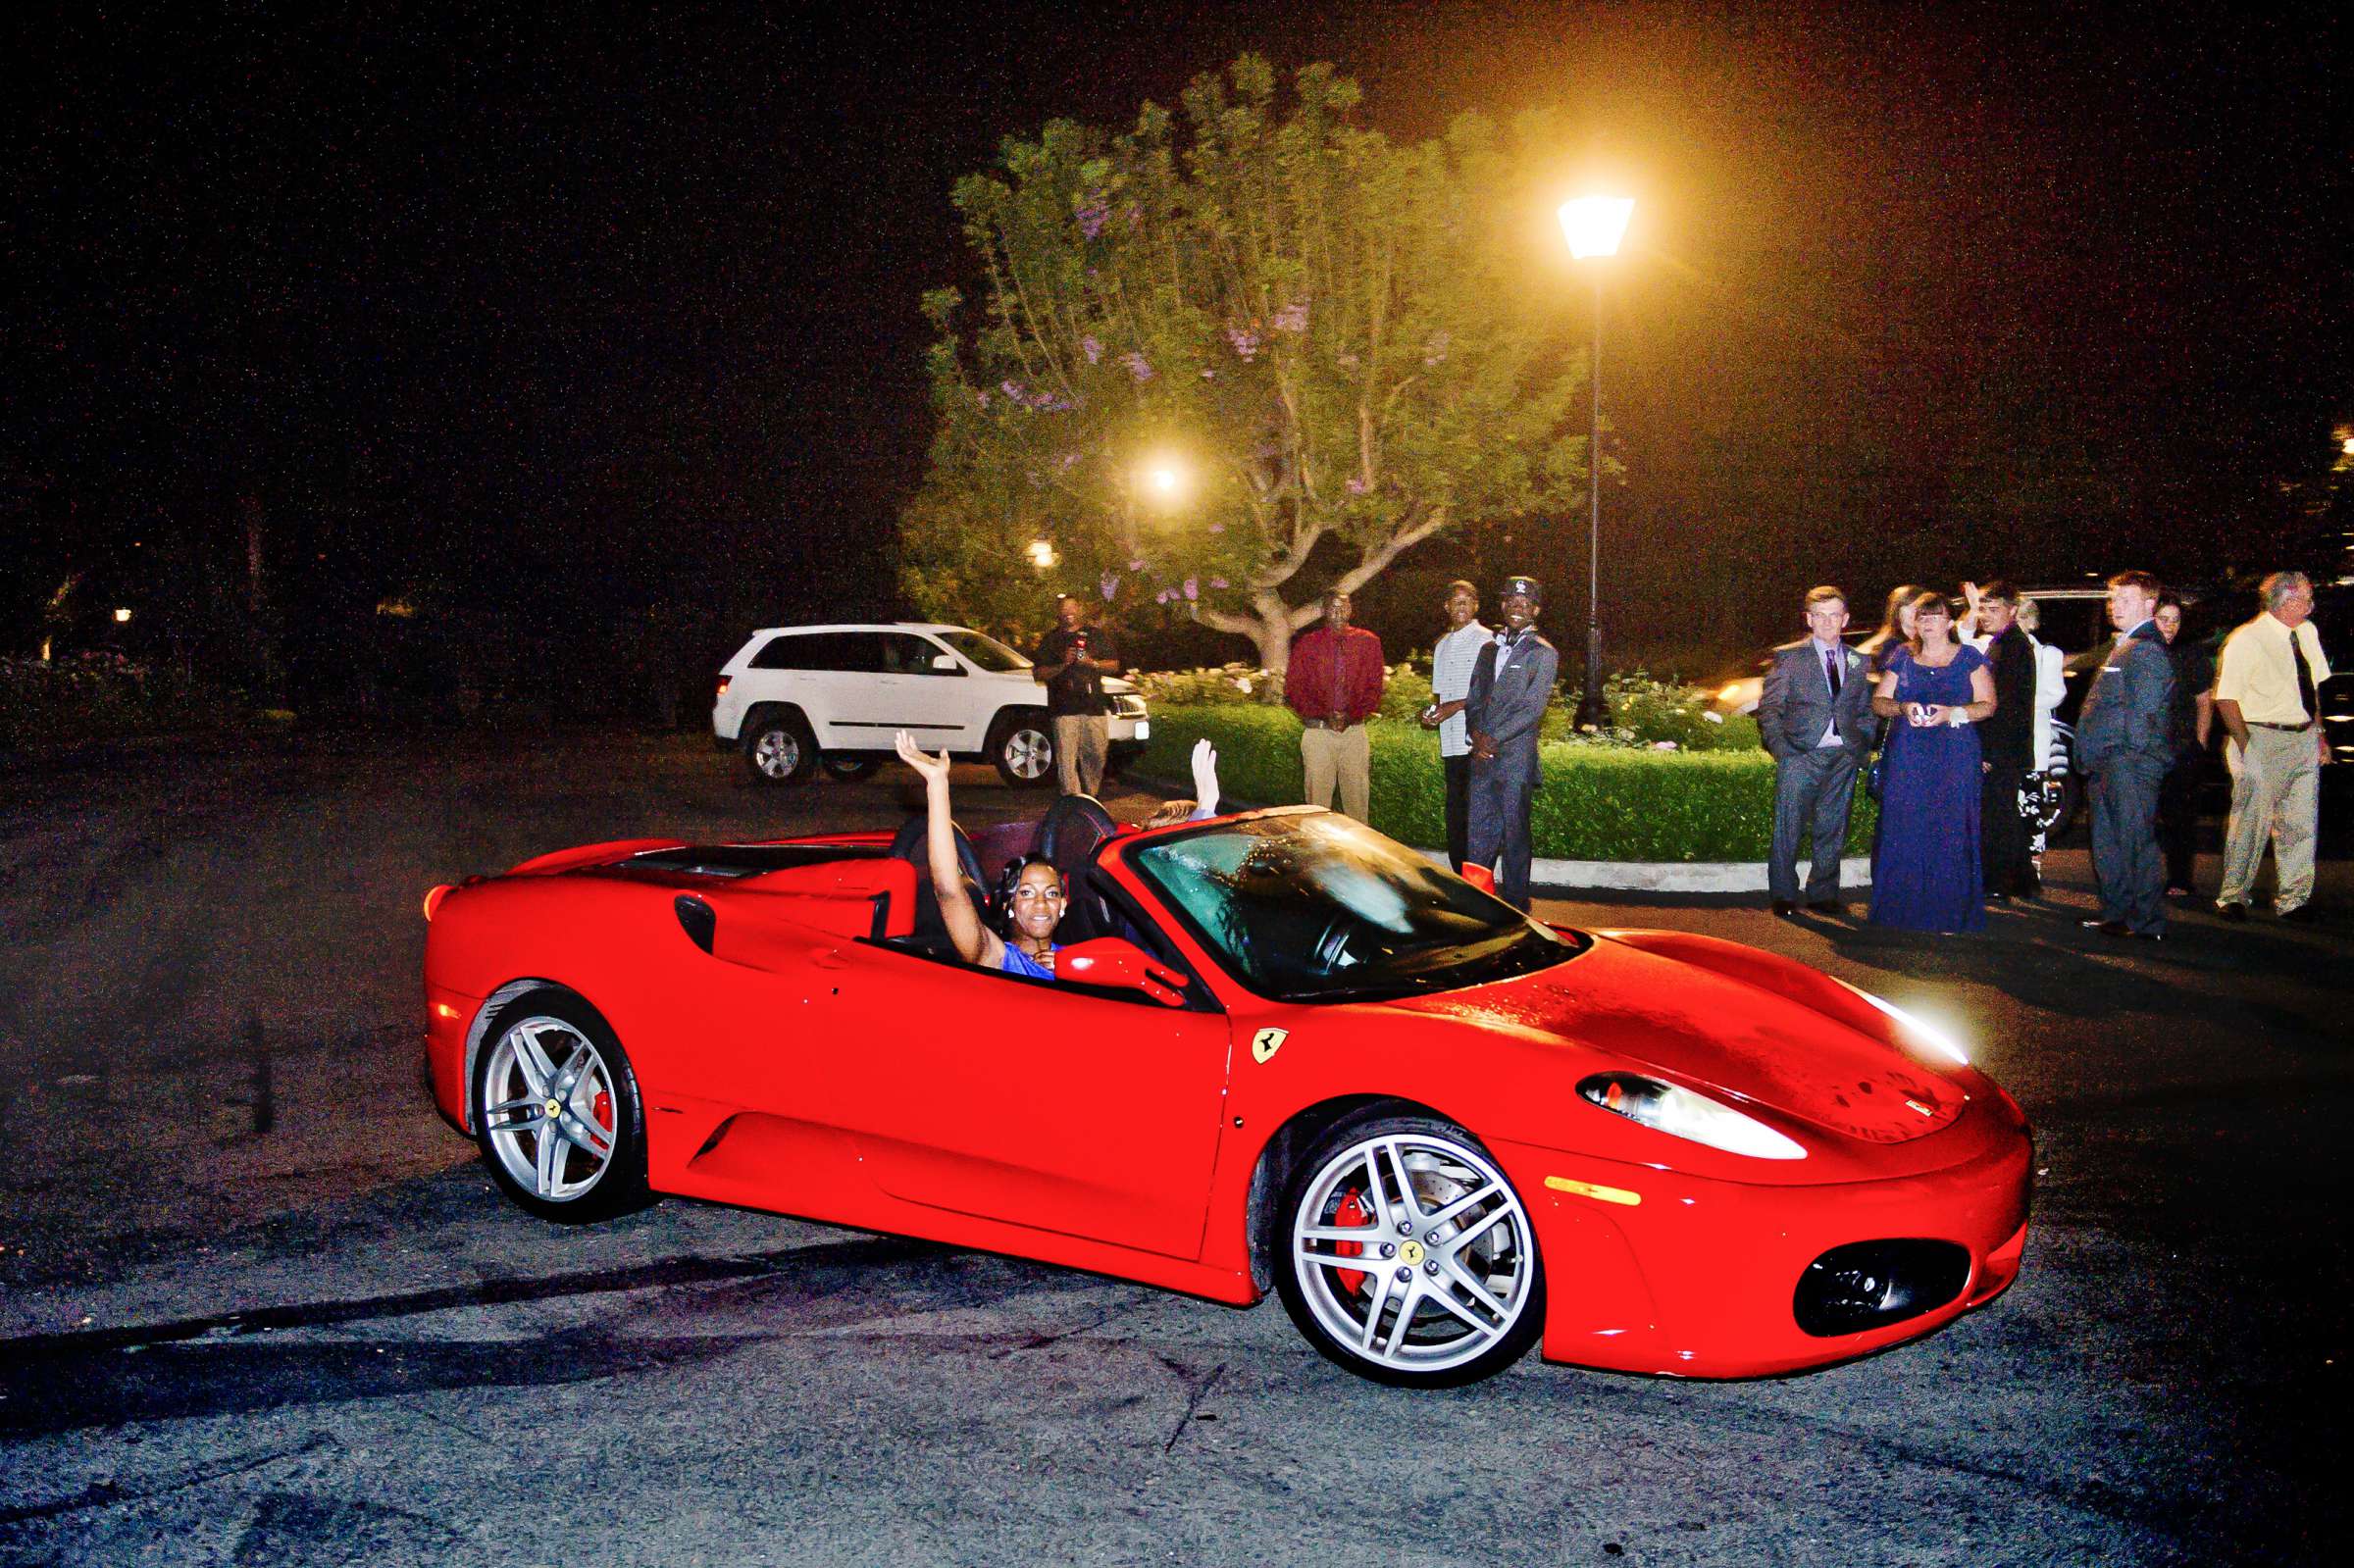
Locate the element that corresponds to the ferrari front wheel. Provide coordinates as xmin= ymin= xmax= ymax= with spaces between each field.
xmin=473 ymin=991 xmax=648 ymax=1223
xmin=1277 ymin=1113 xmax=1544 ymax=1387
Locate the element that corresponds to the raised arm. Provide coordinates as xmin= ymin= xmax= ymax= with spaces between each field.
xmin=893 ymin=731 xmax=1001 ymax=968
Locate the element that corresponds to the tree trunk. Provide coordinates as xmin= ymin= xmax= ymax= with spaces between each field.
xmin=1249 ymin=611 xmax=1293 ymax=703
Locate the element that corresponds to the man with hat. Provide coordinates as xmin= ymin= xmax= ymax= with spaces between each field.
xmin=1462 ymin=575 xmax=1560 ymax=910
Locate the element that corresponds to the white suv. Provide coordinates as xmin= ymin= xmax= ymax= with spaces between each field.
xmin=712 ymin=623 xmax=1151 ymax=785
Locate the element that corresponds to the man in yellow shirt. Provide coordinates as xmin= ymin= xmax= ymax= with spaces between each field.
xmin=2213 ymin=572 xmax=2332 ymax=922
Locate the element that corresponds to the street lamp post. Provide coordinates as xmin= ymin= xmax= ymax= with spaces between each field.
xmin=1559 ymin=194 xmax=1634 ymax=731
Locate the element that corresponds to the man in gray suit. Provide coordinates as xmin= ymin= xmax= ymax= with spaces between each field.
xmin=2075 ymin=570 xmax=2175 ymax=939
xmin=1463 ymin=575 xmax=1560 ymax=911
xmin=1758 ymin=584 xmax=1877 ymax=916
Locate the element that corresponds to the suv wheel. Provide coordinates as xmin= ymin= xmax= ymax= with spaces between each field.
xmin=989 ymin=712 xmax=1055 ymax=786
xmin=743 ymin=709 xmax=817 ymax=784
xmin=821 ymin=755 xmax=881 ymax=782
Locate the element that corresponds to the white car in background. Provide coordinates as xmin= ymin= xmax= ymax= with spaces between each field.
xmin=712 ymin=623 xmax=1150 ymax=785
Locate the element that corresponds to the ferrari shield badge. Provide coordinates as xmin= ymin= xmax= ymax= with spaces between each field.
xmin=1251 ymin=1027 xmax=1288 ymax=1064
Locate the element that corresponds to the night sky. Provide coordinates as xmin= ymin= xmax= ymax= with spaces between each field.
xmin=7 ymin=2 xmax=2349 ymax=667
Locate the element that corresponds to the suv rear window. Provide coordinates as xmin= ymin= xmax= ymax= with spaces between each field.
xmin=751 ymin=632 xmax=883 ymax=672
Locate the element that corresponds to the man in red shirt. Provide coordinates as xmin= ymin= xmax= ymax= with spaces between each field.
xmin=1286 ymin=589 xmax=1387 ymax=821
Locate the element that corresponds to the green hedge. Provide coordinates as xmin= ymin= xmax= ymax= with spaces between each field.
xmin=1139 ymin=705 xmax=1875 ymax=863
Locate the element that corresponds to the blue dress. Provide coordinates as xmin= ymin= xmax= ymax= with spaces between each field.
xmin=1868 ymin=645 xmax=1987 ymax=933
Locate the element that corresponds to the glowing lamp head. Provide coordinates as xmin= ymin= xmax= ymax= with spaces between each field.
xmin=1027 ymin=539 xmax=1056 ymax=570
xmin=1560 ymin=195 xmax=1635 ymax=259
xmin=114 ymin=606 xmax=134 ymax=624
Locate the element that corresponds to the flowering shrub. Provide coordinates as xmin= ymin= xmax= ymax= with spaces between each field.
xmin=1131 ymin=664 xmax=1759 ymax=751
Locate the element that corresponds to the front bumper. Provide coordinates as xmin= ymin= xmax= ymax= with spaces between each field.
xmin=1494 ymin=1111 xmax=2033 ymax=1377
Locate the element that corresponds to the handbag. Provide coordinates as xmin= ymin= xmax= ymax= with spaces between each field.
xmin=1866 ymin=749 xmax=1887 ymax=802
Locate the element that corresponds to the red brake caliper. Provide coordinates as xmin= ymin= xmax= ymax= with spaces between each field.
xmin=1333 ymin=1188 xmax=1369 ymax=1294
xmin=590 ymin=1089 xmax=613 ymax=1149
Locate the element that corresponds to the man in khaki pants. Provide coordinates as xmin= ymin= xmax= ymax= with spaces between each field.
xmin=2214 ymin=572 xmax=2332 ymax=922
xmin=1285 ymin=590 xmax=1386 ymax=821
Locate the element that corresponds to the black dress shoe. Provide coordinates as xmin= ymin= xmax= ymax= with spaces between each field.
xmin=2081 ymin=919 xmax=2131 ymax=937
xmin=1771 ymin=899 xmax=1796 ymax=918
xmin=2130 ymin=929 xmax=2166 ymax=941
xmin=2216 ymin=901 xmax=2249 ymax=923
xmin=1808 ymin=900 xmax=1841 ymax=916
xmin=1987 ymin=890 xmax=2011 ymax=905
xmin=2278 ymin=904 xmax=2317 ymax=924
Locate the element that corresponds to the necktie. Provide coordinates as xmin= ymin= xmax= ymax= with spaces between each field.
xmin=1824 ymin=647 xmax=1842 ymax=696
xmin=2295 ymin=629 xmax=2319 ymax=726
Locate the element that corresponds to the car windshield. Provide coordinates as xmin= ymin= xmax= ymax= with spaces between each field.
xmin=935 ymin=630 xmax=1031 ymax=672
xmin=1128 ymin=813 xmax=1585 ymax=1002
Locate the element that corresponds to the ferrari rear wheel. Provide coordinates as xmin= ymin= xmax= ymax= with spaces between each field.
xmin=1276 ymin=1113 xmax=1544 ymax=1387
xmin=473 ymin=991 xmax=648 ymax=1223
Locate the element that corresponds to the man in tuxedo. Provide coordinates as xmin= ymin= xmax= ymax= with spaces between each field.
xmin=1970 ymin=581 xmax=2038 ymax=900
xmin=1758 ymin=585 xmax=1877 ymax=916
xmin=2075 ymin=570 xmax=2176 ymax=939
xmin=1462 ymin=575 xmax=1559 ymax=911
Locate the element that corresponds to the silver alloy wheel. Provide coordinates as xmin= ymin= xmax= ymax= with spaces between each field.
xmin=1001 ymin=725 xmax=1052 ymax=781
xmin=752 ymin=726 xmax=804 ymax=780
xmin=480 ymin=1015 xmax=619 ymax=1203
xmin=1290 ymin=1131 xmax=1536 ymax=1376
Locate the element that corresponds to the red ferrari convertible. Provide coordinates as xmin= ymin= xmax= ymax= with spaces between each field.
xmin=422 ymin=802 xmax=2031 ymax=1388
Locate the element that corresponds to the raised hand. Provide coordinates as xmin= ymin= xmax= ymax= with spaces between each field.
xmin=1189 ymin=736 xmax=1220 ymax=814
xmin=894 ymin=730 xmax=950 ymax=786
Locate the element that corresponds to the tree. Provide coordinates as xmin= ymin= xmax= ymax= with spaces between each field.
xmin=901 ymin=56 xmax=1595 ymax=680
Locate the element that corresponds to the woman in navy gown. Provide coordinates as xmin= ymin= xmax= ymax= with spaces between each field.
xmin=1868 ymin=590 xmax=1999 ymax=933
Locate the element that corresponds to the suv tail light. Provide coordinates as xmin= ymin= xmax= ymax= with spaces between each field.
xmin=715 ymin=676 xmax=731 ymax=699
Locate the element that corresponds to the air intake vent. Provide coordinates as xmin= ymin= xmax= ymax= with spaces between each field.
xmin=1794 ymin=1239 xmax=1970 ymax=1337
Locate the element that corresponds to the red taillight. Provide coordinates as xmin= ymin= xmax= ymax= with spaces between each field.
xmin=715 ymin=676 xmax=732 ymax=699
xmin=423 ymin=884 xmax=453 ymax=922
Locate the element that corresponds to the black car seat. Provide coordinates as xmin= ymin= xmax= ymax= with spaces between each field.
xmin=1036 ymin=793 xmax=1127 ymax=945
xmin=887 ymin=815 xmax=987 ymax=959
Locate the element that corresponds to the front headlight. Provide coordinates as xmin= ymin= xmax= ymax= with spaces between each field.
xmin=1578 ymin=1073 xmax=1808 ymax=1160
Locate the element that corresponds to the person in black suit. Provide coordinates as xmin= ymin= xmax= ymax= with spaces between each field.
xmin=2074 ymin=571 xmax=2176 ymax=939
xmin=1462 ymin=575 xmax=1560 ymax=911
xmin=1758 ymin=584 xmax=1878 ymax=916
xmin=1970 ymin=581 xmax=2037 ymax=901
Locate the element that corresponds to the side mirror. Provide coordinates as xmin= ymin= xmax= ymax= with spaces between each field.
xmin=1460 ymin=863 xmax=1499 ymax=895
xmin=930 ymin=653 xmax=961 ymax=674
xmin=1056 ymin=936 xmax=1190 ymax=1006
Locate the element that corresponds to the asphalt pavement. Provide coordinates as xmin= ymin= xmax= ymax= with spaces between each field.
xmin=0 ymin=728 xmax=2345 ymax=1566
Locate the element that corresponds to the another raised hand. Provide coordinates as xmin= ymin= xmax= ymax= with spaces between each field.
xmin=1189 ymin=737 xmax=1220 ymax=817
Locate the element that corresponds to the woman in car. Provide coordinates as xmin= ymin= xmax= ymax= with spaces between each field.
xmin=893 ymin=731 xmax=1220 ymax=978
xmin=1868 ymin=589 xmax=1998 ymax=933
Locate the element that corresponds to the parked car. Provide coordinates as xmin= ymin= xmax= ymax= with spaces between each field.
xmin=711 ymin=623 xmax=1150 ymax=785
xmin=421 ymin=804 xmax=2032 ymax=1388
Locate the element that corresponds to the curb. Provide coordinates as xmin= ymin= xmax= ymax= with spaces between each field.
xmin=1418 ymin=849 xmax=1873 ymax=895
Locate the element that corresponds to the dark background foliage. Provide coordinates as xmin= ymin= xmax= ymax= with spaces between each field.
xmin=5 ymin=3 xmax=2347 ymax=711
